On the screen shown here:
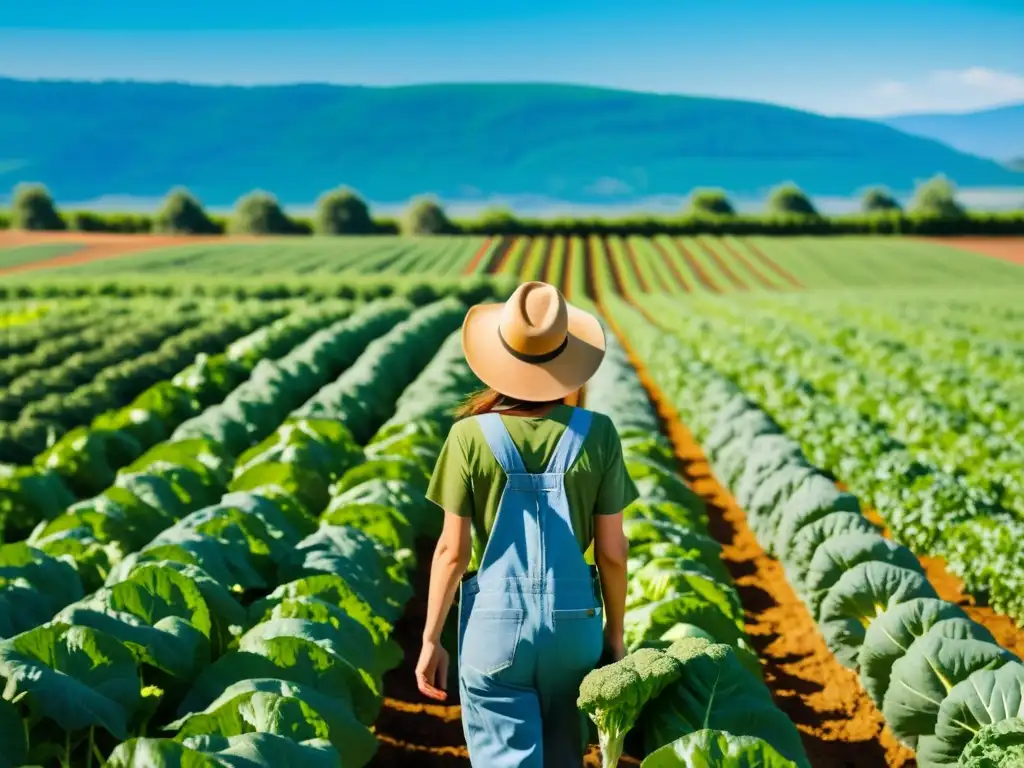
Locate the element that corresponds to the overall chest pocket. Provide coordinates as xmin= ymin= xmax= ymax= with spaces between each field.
xmin=460 ymin=608 xmax=524 ymax=676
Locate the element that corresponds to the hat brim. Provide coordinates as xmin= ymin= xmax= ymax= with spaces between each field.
xmin=462 ymin=301 xmax=607 ymax=402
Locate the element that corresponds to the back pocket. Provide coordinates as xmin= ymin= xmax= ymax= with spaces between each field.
xmin=460 ymin=608 xmax=524 ymax=676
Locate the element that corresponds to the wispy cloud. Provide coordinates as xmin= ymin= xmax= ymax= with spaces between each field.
xmin=859 ymin=67 xmax=1024 ymax=116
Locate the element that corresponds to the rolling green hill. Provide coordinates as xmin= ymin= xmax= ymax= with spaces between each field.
xmin=0 ymin=78 xmax=1019 ymax=207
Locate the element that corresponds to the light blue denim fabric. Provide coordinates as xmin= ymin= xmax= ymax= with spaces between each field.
xmin=458 ymin=407 xmax=604 ymax=768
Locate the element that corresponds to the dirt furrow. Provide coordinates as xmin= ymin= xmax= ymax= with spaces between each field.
xmin=696 ymin=237 xmax=748 ymax=291
xmin=671 ymin=237 xmax=721 ymax=292
xmin=600 ymin=294 xmax=913 ymax=768
xmin=718 ymin=238 xmax=778 ymax=289
xmin=620 ymin=238 xmax=652 ymax=292
xmin=739 ymin=239 xmax=805 ymax=288
xmin=650 ymin=238 xmax=691 ymax=292
xmin=461 ymin=237 xmax=495 ymax=276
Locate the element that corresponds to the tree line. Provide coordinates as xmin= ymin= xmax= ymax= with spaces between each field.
xmin=2 ymin=175 xmax=1022 ymax=237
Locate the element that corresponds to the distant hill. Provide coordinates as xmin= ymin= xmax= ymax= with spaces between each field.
xmin=0 ymin=78 xmax=1019 ymax=208
xmin=882 ymin=103 xmax=1024 ymax=164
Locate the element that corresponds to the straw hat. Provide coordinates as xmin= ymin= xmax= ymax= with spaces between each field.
xmin=462 ymin=281 xmax=606 ymax=402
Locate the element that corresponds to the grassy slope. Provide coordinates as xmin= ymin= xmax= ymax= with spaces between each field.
xmin=0 ymin=79 xmax=1019 ymax=206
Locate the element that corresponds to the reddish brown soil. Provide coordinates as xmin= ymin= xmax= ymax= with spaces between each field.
xmin=603 ymin=290 xmax=913 ymax=768
xmin=859 ymin=507 xmax=1024 ymax=659
xmin=0 ymin=231 xmax=228 ymax=275
xmin=540 ymin=237 xmax=558 ymax=284
xmin=461 ymin=237 xmax=494 ymax=276
xmin=582 ymin=239 xmax=599 ymax=302
xmin=626 ymin=239 xmax=669 ymax=292
xmin=696 ymin=237 xmax=748 ymax=291
xmin=650 ymin=239 xmax=691 ymax=292
xmin=559 ymin=238 xmax=574 ymax=299
xmin=485 ymin=236 xmax=519 ymax=275
xmin=718 ymin=238 xmax=778 ymax=289
xmin=922 ymin=237 xmax=1024 ymax=265
xmin=671 ymin=238 xmax=721 ymax=292
xmin=739 ymin=239 xmax=804 ymax=289
xmin=618 ymin=238 xmax=652 ymax=292
xmin=599 ymin=238 xmax=629 ymax=297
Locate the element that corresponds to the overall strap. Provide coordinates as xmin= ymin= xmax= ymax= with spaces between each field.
xmin=474 ymin=413 xmax=526 ymax=475
xmin=544 ymin=407 xmax=594 ymax=475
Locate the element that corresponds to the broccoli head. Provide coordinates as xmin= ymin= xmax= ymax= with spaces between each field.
xmin=577 ymin=647 xmax=685 ymax=768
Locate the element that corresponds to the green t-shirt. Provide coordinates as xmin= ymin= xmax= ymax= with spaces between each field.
xmin=426 ymin=405 xmax=639 ymax=571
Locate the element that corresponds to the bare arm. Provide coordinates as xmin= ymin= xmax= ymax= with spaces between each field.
xmin=594 ymin=511 xmax=628 ymax=657
xmin=423 ymin=511 xmax=472 ymax=644
xmin=416 ymin=511 xmax=472 ymax=700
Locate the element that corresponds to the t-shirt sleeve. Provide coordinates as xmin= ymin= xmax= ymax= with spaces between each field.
xmin=426 ymin=423 xmax=474 ymax=518
xmin=594 ymin=418 xmax=640 ymax=516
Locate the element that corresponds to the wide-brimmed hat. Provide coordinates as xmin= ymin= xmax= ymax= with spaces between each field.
xmin=462 ymin=281 xmax=606 ymax=402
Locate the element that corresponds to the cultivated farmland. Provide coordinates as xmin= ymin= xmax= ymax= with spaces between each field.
xmin=1 ymin=233 xmax=1023 ymax=767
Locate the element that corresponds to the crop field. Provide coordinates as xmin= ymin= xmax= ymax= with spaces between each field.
xmin=1 ymin=233 xmax=1023 ymax=767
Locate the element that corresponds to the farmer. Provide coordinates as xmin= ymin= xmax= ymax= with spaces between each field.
xmin=416 ymin=280 xmax=636 ymax=767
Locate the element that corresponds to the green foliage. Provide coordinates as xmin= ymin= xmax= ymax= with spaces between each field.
xmin=154 ymin=187 xmax=220 ymax=234
xmin=10 ymin=183 xmax=64 ymax=231
xmin=314 ymin=187 xmax=374 ymax=235
xmin=960 ymin=717 xmax=1024 ymax=768
xmin=641 ymin=729 xmax=798 ymax=767
xmin=766 ymin=183 xmax=818 ymax=216
xmin=686 ymin=188 xmax=735 ymax=217
xmin=578 ymin=647 xmax=687 ymax=768
xmin=230 ymin=190 xmax=295 ymax=235
xmin=401 ymin=196 xmax=453 ymax=235
xmin=910 ymin=174 xmax=965 ymax=217
xmin=861 ymin=187 xmax=902 ymax=213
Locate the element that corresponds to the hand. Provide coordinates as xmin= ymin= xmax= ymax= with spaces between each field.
xmin=415 ymin=639 xmax=450 ymax=701
xmin=604 ymin=633 xmax=626 ymax=663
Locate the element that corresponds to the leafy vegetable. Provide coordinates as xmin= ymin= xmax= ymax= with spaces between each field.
xmin=959 ymin=717 xmax=1024 ymax=768
xmin=577 ymin=647 xmax=685 ymax=768
xmin=640 ymin=728 xmax=798 ymax=767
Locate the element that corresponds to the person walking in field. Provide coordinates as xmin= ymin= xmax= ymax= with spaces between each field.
xmin=415 ymin=281 xmax=636 ymax=767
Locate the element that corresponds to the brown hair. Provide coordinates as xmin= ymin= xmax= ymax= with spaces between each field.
xmin=455 ymin=385 xmax=586 ymax=419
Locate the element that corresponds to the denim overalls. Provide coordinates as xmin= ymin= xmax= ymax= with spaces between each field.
xmin=458 ymin=407 xmax=605 ymax=767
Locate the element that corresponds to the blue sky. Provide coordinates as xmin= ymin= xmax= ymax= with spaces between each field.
xmin=1 ymin=0 xmax=1022 ymax=116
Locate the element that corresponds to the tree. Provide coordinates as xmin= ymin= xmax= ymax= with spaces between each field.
xmin=861 ymin=187 xmax=902 ymax=214
xmin=767 ymin=183 xmax=818 ymax=216
xmin=153 ymin=187 xmax=218 ymax=234
xmin=686 ymin=188 xmax=735 ymax=217
xmin=402 ymin=196 xmax=453 ymax=235
xmin=314 ymin=187 xmax=374 ymax=235
xmin=229 ymin=190 xmax=294 ymax=235
xmin=11 ymin=183 xmax=64 ymax=231
xmin=909 ymin=175 xmax=965 ymax=217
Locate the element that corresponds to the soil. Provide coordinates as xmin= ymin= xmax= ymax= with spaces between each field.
xmin=671 ymin=238 xmax=721 ymax=292
xmin=602 ymin=294 xmax=914 ymax=768
xmin=922 ymin=237 xmax=1024 ymax=265
xmin=620 ymin=238 xmax=652 ymax=292
xmin=560 ymin=242 xmax=574 ymax=299
xmin=461 ymin=238 xmax=495 ymax=276
xmin=485 ymin=236 xmax=522 ymax=276
xmin=717 ymin=238 xmax=778 ymax=289
xmin=649 ymin=239 xmax=691 ymax=292
xmin=0 ymin=231 xmax=226 ymax=275
xmin=859 ymin=507 xmax=1024 ymax=659
xmin=696 ymin=237 xmax=748 ymax=291
xmin=739 ymin=239 xmax=805 ymax=289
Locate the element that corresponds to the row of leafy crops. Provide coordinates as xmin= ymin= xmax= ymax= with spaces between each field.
xmin=0 ymin=301 xmax=363 ymax=542
xmin=637 ymin=292 xmax=1024 ymax=628
xmin=0 ymin=299 xmax=471 ymax=767
xmin=606 ymin=296 xmax=1024 ymax=767
xmin=0 ymin=303 xmax=308 ymax=463
xmin=579 ymin=324 xmax=809 ymax=768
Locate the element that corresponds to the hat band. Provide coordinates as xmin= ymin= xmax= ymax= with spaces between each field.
xmin=498 ymin=328 xmax=569 ymax=364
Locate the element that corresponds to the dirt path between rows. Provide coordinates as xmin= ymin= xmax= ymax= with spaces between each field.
xmin=921 ymin=237 xmax=1024 ymax=266
xmin=460 ymin=238 xmax=494 ymax=276
xmin=0 ymin=232 xmax=227 ymax=275
xmin=600 ymin=293 xmax=913 ymax=768
xmin=739 ymin=240 xmax=805 ymax=289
